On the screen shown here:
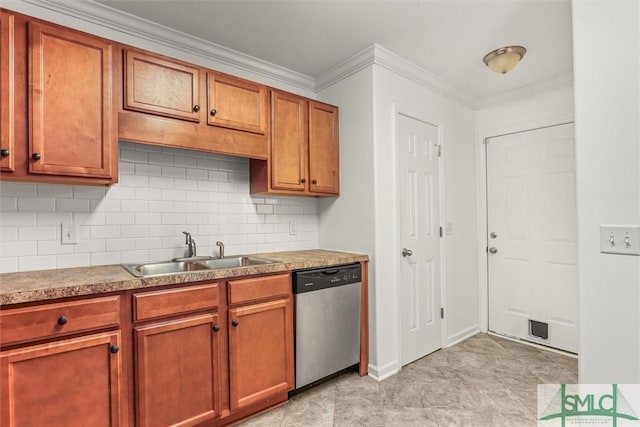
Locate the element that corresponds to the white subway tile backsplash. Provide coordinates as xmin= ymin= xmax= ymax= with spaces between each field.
xmin=18 ymin=197 xmax=55 ymax=212
xmin=0 ymin=143 xmax=319 ymax=272
xmin=0 ymin=196 xmax=17 ymax=211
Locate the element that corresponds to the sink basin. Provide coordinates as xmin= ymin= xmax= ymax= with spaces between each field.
xmin=121 ymin=256 xmax=278 ymax=277
xmin=122 ymin=261 xmax=210 ymax=277
xmin=196 ymin=256 xmax=277 ymax=269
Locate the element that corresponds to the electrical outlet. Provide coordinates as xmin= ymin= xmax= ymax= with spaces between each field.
xmin=600 ymin=225 xmax=640 ymax=256
xmin=61 ymin=222 xmax=78 ymax=245
xmin=289 ymin=218 xmax=297 ymax=235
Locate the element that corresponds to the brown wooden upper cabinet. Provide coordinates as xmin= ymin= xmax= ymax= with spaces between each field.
xmin=207 ymin=71 xmax=268 ymax=135
xmin=29 ymin=21 xmax=116 ymax=180
xmin=0 ymin=11 xmax=15 ymax=173
xmin=250 ymin=89 xmax=340 ymax=196
xmin=124 ymin=49 xmax=201 ymax=122
xmin=0 ymin=12 xmax=117 ymax=185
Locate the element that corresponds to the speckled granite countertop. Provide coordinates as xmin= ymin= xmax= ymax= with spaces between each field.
xmin=0 ymin=250 xmax=368 ymax=306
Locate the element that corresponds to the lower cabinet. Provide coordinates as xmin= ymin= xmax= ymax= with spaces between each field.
xmin=0 ymin=331 xmax=124 ymax=427
xmin=228 ymin=298 xmax=294 ymax=410
xmin=134 ymin=313 xmax=221 ymax=427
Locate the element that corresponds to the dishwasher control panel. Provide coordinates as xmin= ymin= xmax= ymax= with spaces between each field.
xmin=293 ymin=263 xmax=361 ymax=293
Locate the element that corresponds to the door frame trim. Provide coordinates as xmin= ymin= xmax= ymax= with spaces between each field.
xmin=392 ymin=106 xmax=446 ymax=365
xmin=476 ymin=114 xmax=574 ymax=334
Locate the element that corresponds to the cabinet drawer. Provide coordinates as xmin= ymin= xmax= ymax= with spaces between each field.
xmin=134 ymin=283 xmax=219 ymax=322
xmin=228 ymin=274 xmax=290 ymax=305
xmin=0 ymin=296 xmax=120 ymax=346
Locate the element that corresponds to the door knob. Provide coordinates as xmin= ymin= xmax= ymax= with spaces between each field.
xmin=402 ymin=248 xmax=413 ymax=257
xmin=488 ymin=247 xmax=498 ymax=254
xmin=490 ymin=232 xmax=498 ymax=239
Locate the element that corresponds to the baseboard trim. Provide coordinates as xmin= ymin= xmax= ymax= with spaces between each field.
xmin=446 ymin=324 xmax=481 ymax=347
xmin=367 ymin=360 xmax=399 ymax=381
xmin=488 ymin=331 xmax=579 ymax=359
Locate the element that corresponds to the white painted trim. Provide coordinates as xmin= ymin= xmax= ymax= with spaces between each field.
xmin=16 ymin=0 xmax=315 ymax=92
xmin=477 ymin=115 xmax=575 ymax=333
xmin=367 ymin=360 xmax=400 ymax=382
xmin=446 ymin=324 xmax=481 ymax=347
xmin=488 ymin=332 xmax=578 ymax=358
xmin=317 ymin=45 xmax=476 ymax=108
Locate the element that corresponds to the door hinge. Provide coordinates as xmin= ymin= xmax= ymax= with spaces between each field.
xmin=440 ymin=307 xmax=444 ymax=319
xmin=439 ymin=226 xmax=443 ymax=238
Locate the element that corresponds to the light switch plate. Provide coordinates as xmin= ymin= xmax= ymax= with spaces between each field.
xmin=61 ymin=222 xmax=78 ymax=245
xmin=600 ymin=225 xmax=640 ymax=256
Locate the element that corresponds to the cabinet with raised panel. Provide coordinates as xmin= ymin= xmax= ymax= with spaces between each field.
xmin=250 ymin=89 xmax=340 ymax=196
xmin=0 ymin=11 xmax=117 ymax=184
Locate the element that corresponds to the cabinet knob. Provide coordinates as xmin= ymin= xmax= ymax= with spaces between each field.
xmin=0 ymin=149 xmax=9 ymax=157
xmin=311 ymin=179 xmax=318 ymax=185
xmin=231 ymin=319 xmax=239 ymax=327
xmin=57 ymin=315 xmax=68 ymax=326
xmin=300 ymin=178 xmax=306 ymax=184
xmin=210 ymin=108 xmax=217 ymax=117
xmin=193 ymin=105 xmax=200 ymax=112
xmin=213 ymin=324 xmax=220 ymax=332
xmin=110 ymin=345 xmax=120 ymax=354
xmin=32 ymin=153 xmax=41 ymax=161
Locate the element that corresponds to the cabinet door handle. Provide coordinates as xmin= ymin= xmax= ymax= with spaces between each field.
xmin=300 ymin=178 xmax=306 ymax=184
xmin=0 ymin=149 xmax=9 ymax=157
xmin=210 ymin=108 xmax=217 ymax=117
xmin=311 ymin=179 xmax=318 ymax=185
xmin=231 ymin=319 xmax=239 ymax=327
xmin=193 ymin=105 xmax=200 ymax=112
xmin=57 ymin=315 xmax=68 ymax=326
xmin=110 ymin=345 xmax=120 ymax=354
xmin=213 ymin=324 xmax=220 ymax=332
xmin=32 ymin=153 xmax=41 ymax=161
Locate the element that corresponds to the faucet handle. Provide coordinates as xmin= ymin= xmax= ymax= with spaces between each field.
xmin=183 ymin=231 xmax=191 ymax=244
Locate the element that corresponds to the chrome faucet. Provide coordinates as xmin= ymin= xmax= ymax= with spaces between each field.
xmin=216 ymin=241 xmax=224 ymax=258
xmin=182 ymin=231 xmax=197 ymax=258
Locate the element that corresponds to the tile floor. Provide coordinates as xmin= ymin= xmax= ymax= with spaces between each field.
xmin=237 ymin=333 xmax=578 ymax=427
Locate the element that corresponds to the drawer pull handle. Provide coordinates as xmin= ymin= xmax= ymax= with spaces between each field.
xmin=57 ymin=315 xmax=68 ymax=326
xmin=213 ymin=324 xmax=220 ymax=332
xmin=110 ymin=345 xmax=120 ymax=354
xmin=231 ymin=319 xmax=239 ymax=327
xmin=0 ymin=149 xmax=9 ymax=157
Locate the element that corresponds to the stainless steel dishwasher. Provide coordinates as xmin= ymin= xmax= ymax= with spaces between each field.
xmin=293 ymin=263 xmax=361 ymax=389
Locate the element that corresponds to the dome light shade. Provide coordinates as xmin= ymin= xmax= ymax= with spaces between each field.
xmin=483 ymin=46 xmax=527 ymax=74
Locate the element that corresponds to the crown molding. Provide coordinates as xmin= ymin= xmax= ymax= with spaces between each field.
xmin=316 ymin=44 xmax=477 ymax=108
xmin=17 ymin=0 xmax=316 ymax=93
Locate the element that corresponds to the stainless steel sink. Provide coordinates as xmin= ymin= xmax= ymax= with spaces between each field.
xmin=122 ymin=256 xmax=278 ymax=277
xmin=122 ymin=261 xmax=210 ymax=277
xmin=195 ymin=256 xmax=277 ymax=269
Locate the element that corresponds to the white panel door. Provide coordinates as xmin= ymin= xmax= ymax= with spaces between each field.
xmin=398 ymin=114 xmax=442 ymax=366
xmin=487 ymin=123 xmax=578 ymax=353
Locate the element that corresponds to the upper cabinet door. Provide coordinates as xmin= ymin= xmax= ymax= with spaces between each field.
xmin=270 ymin=90 xmax=308 ymax=192
xmin=124 ymin=50 xmax=202 ymax=122
xmin=29 ymin=22 xmax=116 ymax=180
xmin=0 ymin=12 xmax=15 ymax=173
xmin=207 ymin=72 xmax=267 ymax=134
xmin=308 ymin=101 xmax=339 ymax=195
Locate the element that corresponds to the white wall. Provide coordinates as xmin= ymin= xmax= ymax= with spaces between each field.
xmin=475 ymin=85 xmax=575 ymax=332
xmin=572 ymin=0 xmax=640 ymax=383
xmin=0 ymin=143 xmax=319 ymax=273
xmin=318 ymin=60 xmax=478 ymax=379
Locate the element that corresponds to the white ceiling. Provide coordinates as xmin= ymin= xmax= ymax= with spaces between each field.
xmin=95 ymin=0 xmax=573 ymax=105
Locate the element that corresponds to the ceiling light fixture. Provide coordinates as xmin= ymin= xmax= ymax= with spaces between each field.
xmin=483 ymin=46 xmax=527 ymax=74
